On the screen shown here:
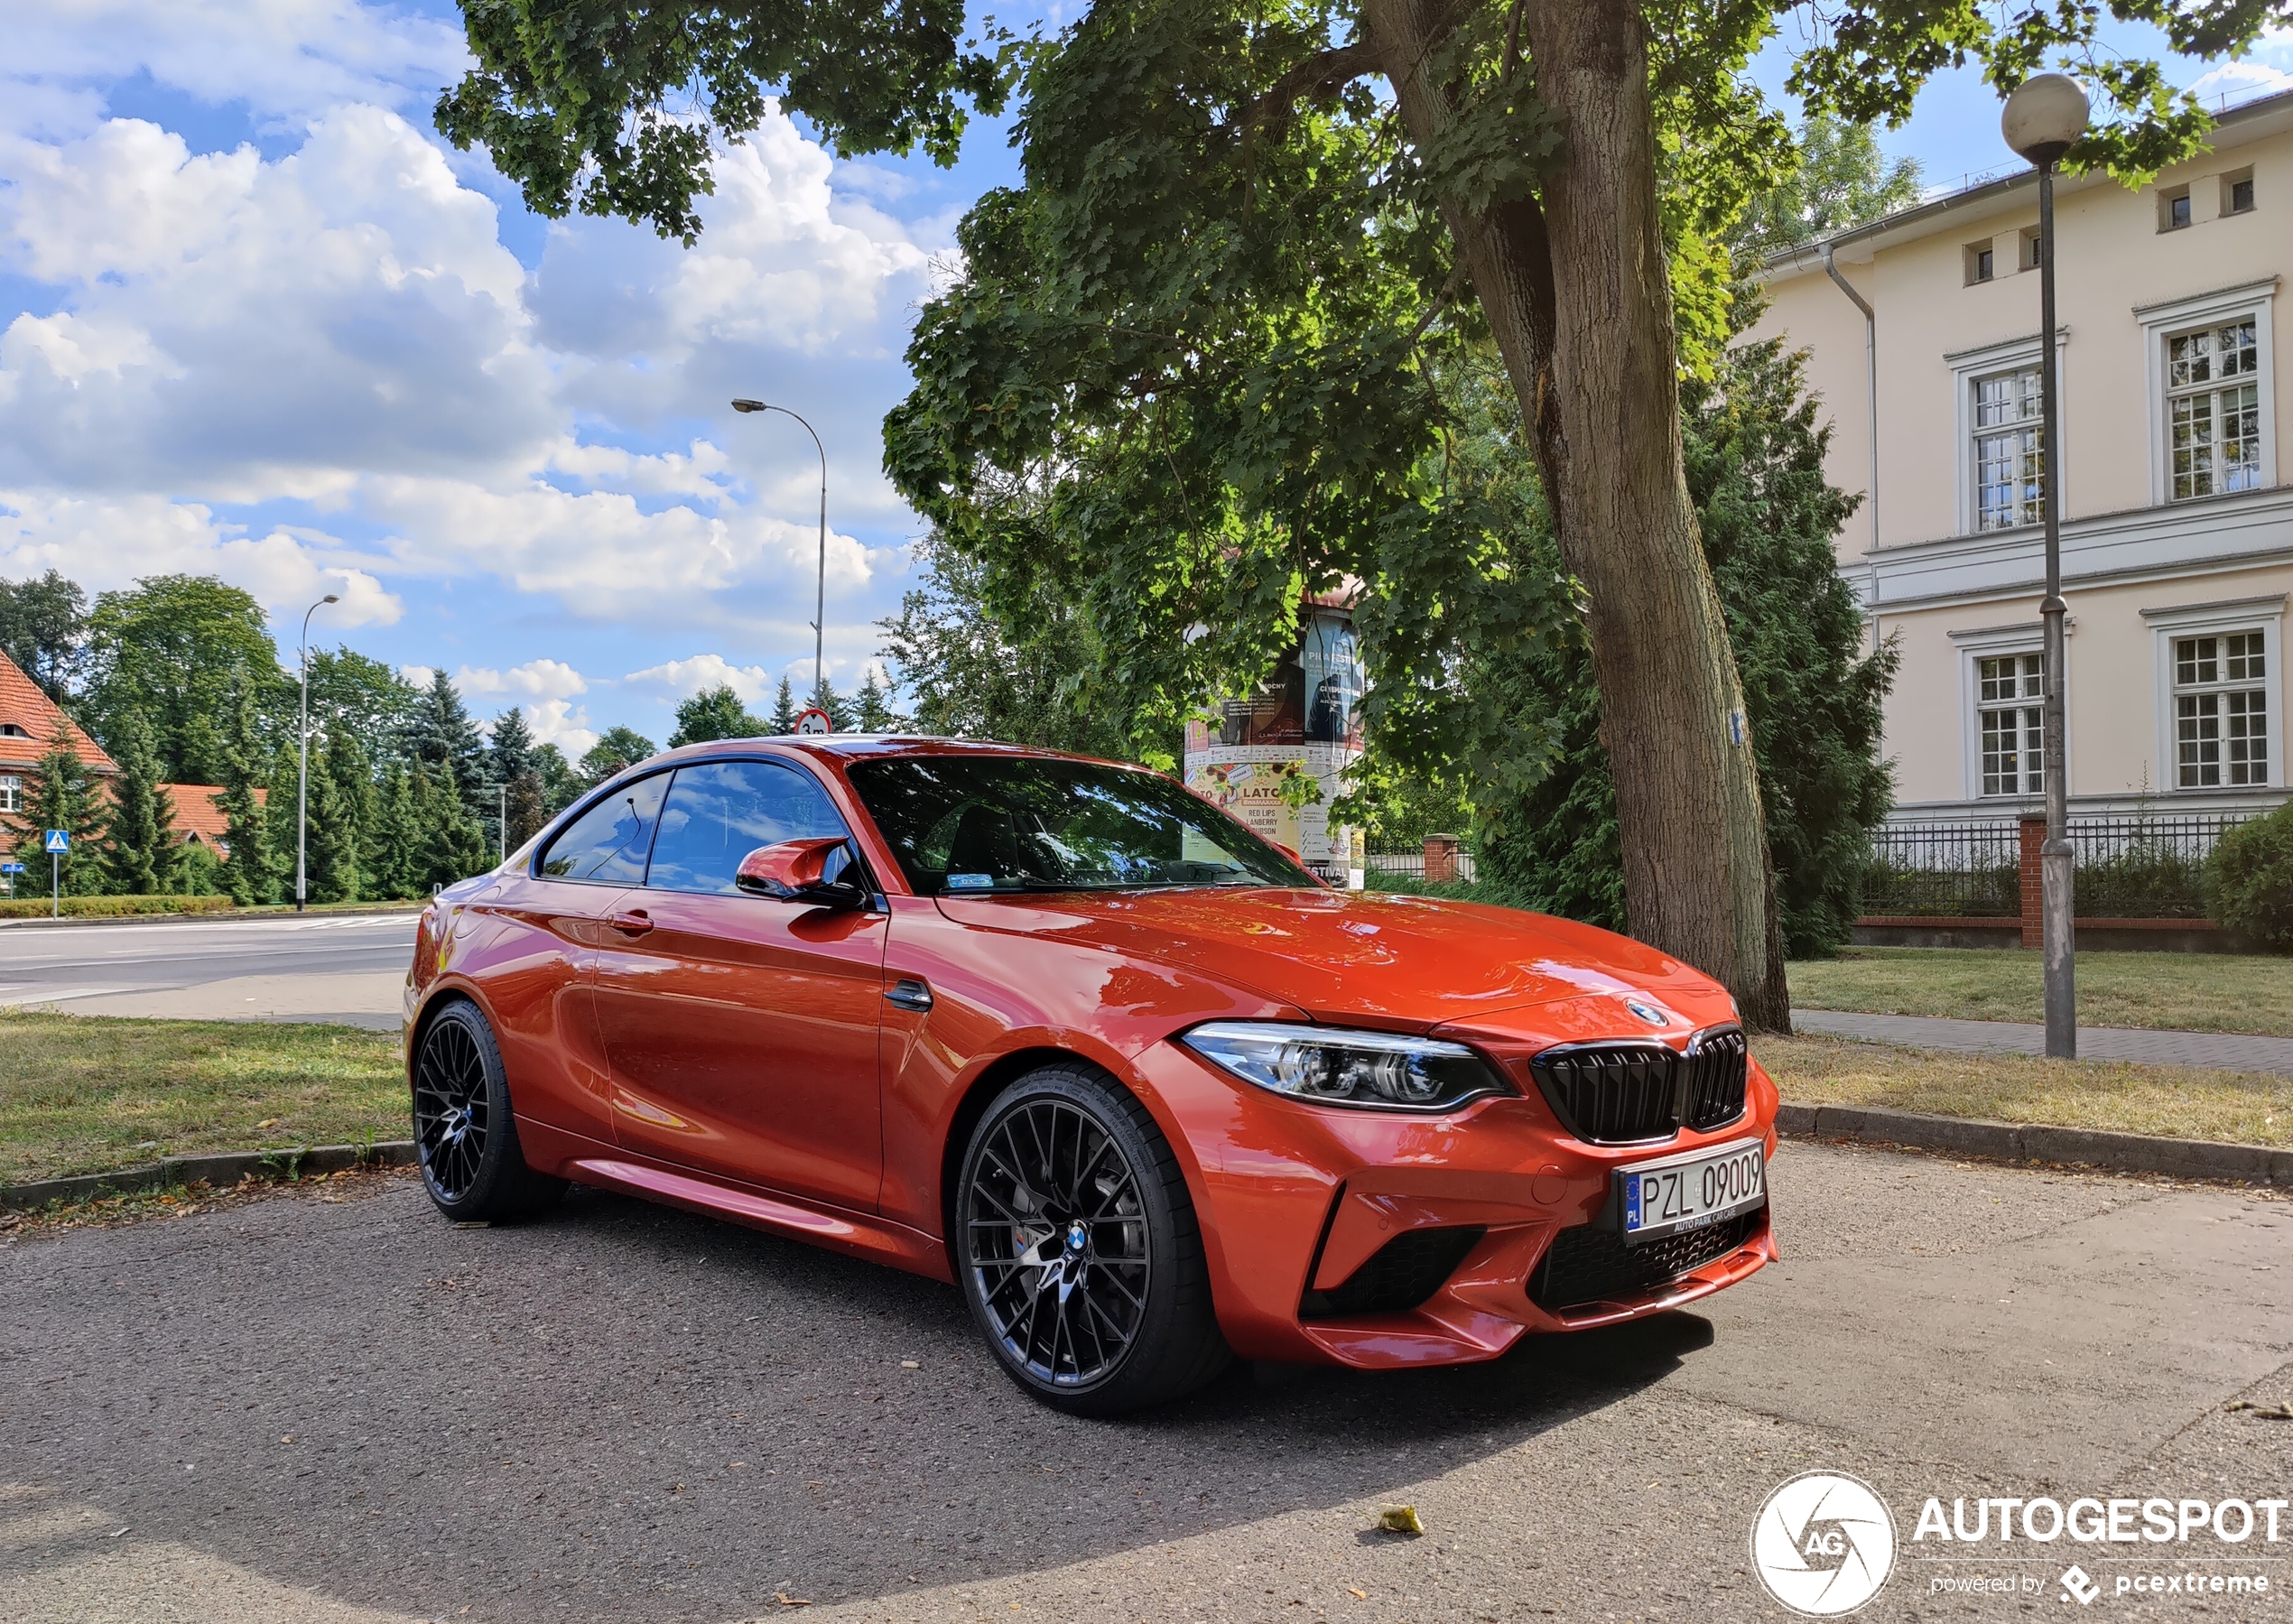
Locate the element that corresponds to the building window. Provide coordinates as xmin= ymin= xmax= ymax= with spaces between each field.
xmin=1965 ymin=242 xmax=1995 ymax=284
xmin=0 ymin=775 xmax=19 ymax=813
xmin=2174 ymin=632 xmax=2269 ymax=787
xmin=2167 ymin=319 xmax=2262 ymax=499
xmin=1978 ymin=654 xmax=2046 ymax=795
xmin=2159 ymin=186 xmax=2192 ymax=231
xmin=2223 ymin=170 xmax=2254 ymax=216
xmin=1973 ymin=367 xmax=2045 ymax=531
xmin=2019 ymin=227 xmax=2042 ymax=270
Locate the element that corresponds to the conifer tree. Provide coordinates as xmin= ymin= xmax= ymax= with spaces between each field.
xmin=309 ymin=727 xmax=376 ymax=903
xmin=769 ymin=675 xmax=798 ymax=734
xmin=98 ymin=710 xmax=177 ymax=896
xmin=487 ymin=704 xmax=537 ymax=786
xmin=7 ymin=722 xmax=104 ymax=898
xmin=808 ymin=674 xmax=856 ymax=731
xmin=420 ymin=765 xmax=491 ymax=892
xmin=410 ymin=669 xmax=485 ymax=799
xmin=854 ymin=668 xmax=899 ymax=732
xmin=373 ymin=766 xmax=423 ymax=899
xmin=217 ymin=677 xmax=281 ymax=905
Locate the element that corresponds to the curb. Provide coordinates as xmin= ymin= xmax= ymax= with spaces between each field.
xmin=1776 ymin=1102 xmax=2293 ymax=1184
xmin=0 ymin=1141 xmax=418 ymax=1211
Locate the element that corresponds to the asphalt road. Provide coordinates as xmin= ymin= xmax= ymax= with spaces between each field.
xmin=3 ymin=1144 xmax=2289 ymax=1623
xmin=0 ymin=913 xmax=417 ymax=1030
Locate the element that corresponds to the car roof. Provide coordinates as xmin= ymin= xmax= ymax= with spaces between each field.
xmin=645 ymin=734 xmax=1141 ymax=772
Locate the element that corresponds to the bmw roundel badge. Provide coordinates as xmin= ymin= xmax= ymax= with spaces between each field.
xmin=1623 ymin=998 xmax=1673 ymax=1028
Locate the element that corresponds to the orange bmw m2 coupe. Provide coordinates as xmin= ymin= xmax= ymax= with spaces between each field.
xmin=404 ymin=738 xmax=1776 ymax=1414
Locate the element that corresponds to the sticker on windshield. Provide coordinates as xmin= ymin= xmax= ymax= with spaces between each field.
xmin=946 ymin=873 xmax=996 ymax=890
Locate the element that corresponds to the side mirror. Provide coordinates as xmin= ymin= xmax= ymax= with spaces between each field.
xmin=735 ymin=839 xmax=866 ymax=907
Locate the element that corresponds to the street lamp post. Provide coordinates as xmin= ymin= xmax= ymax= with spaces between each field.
xmin=2002 ymin=73 xmax=2090 ymax=1060
xmin=730 ymin=398 xmax=829 ymax=690
xmin=296 ymin=593 xmax=339 ymax=914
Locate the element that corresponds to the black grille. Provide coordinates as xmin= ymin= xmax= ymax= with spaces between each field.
xmin=1527 ymin=1210 xmax=1760 ymax=1315
xmin=1529 ymin=1027 xmax=1747 ymax=1144
xmin=1682 ymin=1028 xmax=1749 ymax=1130
xmin=1300 ymin=1226 xmax=1486 ymax=1320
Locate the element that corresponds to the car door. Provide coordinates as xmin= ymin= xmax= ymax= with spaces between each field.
xmin=462 ymin=770 xmax=672 ymax=1147
xmin=591 ymin=756 xmax=887 ymax=1211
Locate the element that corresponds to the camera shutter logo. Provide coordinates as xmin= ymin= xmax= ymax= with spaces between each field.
xmin=1750 ymin=1471 xmax=1898 ymax=1616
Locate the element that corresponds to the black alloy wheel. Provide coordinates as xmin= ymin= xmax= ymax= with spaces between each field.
xmin=412 ymin=1000 xmax=563 ymax=1221
xmin=957 ymin=1064 xmax=1228 ymax=1415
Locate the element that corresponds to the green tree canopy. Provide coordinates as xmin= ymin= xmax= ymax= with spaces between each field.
xmin=82 ymin=575 xmax=280 ymax=784
xmin=1728 ymin=115 xmax=1924 ymax=264
xmin=0 ymin=569 xmax=88 ymax=704
xmin=98 ymin=710 xmax=178 ymax=896
xmin=5 ymin=722 xmax=104 ymax=898
xmin=409 ymin=669 xmax=486 ymax=799
xmin=580 ymin=726 xmax=657 ymax=783
xmin=667 ymin=683 xmax=765 ymax=747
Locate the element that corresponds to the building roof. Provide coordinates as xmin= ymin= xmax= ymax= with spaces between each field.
xmin=0 ymin=649 xmax=116 ymax=777
xmin=162 ymin=783 xmax=264 ymax=846
xmin=1759 ymin=83 xmax=2293 ymax=284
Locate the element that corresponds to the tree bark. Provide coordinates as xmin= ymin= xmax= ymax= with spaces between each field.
xmin=1360 ymin=0 xmax=1792 ymax=1030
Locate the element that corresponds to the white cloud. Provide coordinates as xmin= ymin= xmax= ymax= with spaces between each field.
xmin=518 ymin=700 xmax=598 ymax=757
xmin=2 ymin=0 xmax=469 ymax=138
xmin=623 ymin=654 xmax=778 ymax=706
xmin=456 ymin=658 xmax=590 ymax=701
xmin=0 ymin=487 xmax=401 ymax=626
xmin=2185 ymin=60 xmax=2293 ymax=107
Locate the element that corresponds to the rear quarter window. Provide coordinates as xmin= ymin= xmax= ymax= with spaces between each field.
xmin=537 ymin=773 xmax=670 ymax=884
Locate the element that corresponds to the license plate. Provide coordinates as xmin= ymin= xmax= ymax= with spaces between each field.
xmin=1618 ymin=1139 xmax=1765 ymax=1244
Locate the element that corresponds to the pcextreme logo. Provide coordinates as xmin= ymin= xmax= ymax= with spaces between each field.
xmin=1750 ymin=1471 xmax=1899 ymax=1616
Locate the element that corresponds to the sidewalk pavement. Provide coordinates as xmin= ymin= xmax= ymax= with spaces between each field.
xmin=1794 ymin=1007 xmax=2293 ymax=1074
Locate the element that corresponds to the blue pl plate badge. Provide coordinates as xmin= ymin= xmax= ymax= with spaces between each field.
xmin=946 ymin=873 xmax=996 ymax=890
xmin=1623 ymin=1174 xmax=1642 ymax=1230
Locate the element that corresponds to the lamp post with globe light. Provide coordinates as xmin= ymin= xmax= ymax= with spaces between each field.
xmin=2001 ymin=72 xmax=2089 ymax=1059
xmin=296 ymin=592 xmax=339 ymax=914
xmin=731 ymin=399 xmax=829 ymax=693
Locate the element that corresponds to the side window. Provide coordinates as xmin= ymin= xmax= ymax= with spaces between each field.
xmin=646 ymin=760 xmax=853 ymax=896
xmin=537 ymin=774 xmax=670 ymax=883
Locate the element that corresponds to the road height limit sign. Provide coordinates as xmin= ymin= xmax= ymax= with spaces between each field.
xmin=794 ymin=707 xmax=833 ymax=736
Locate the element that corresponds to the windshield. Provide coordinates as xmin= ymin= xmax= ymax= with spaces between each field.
xmin=844 ymin=755 xmax=1317 ymax=896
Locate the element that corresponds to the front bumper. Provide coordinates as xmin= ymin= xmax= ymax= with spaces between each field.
xmin=1130 ymin=1033 xmax=1780 ymax=1369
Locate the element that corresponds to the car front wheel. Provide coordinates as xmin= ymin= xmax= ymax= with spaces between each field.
xmin=412 ymin=999 xmax=564 ymax=1222
xmin=956 ymin=1063 xmax=1229 ymax=1415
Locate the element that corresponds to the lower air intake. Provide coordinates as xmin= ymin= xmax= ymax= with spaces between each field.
xmin=1300 ymin=1226 xmax=1487 ymax=1319
xmin=1526 ymin=1211 xmax=1760 ymax=1315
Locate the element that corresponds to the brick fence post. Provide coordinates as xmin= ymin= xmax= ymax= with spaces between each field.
xmin=2018 ymin=814 xmax=2046 ymax=950
xmin=1424 ymin=833 xmax=1460 ymax=886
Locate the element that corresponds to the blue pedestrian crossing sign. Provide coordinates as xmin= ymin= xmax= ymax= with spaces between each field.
xmin=43 ymin=830 xmax=69 ymax=854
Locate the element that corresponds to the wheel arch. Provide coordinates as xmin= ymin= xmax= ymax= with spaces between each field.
xmin=934 ymin=1043 xmax=1203 ymax=1255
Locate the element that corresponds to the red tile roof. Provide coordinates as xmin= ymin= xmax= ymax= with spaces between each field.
xmin=0 ymin=650 xmax=116 ymax=776
xmin=161 ymin=784 xmax=266 ymax=847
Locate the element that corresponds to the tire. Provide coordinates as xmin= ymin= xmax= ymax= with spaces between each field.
xmin=411 ymin=999 xmax=565 ymax=1222
xmin=955 ymin=1063 xmax=1230 ymax=1415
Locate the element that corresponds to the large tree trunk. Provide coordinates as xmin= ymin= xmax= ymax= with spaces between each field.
xmin=1360 ymin=0 xmax=1792 ymax=1030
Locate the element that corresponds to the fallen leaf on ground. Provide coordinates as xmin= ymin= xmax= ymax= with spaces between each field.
xmin=1376 ymin=1506 xmax=1425 ymax=1536
xmin=773 ymin=1594 xmax=812 ymax=1608
xmin=1348 ymin=1586 xmax=1368 ymax=1599
xmin=2225 ymin=1400 xmax=2293 ymax=1419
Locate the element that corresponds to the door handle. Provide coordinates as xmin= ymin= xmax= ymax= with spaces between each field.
xmin=885 ymin=977 xmax=933 ymax=1012
xmin=610 ymin=910 xmax=654 ymax=936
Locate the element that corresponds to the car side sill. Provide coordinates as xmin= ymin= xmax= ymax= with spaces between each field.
xmin=566 ymin=1155 xmax=952 ymax=1282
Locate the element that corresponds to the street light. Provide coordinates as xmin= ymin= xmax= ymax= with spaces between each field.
xmin=296 ymin=592 xmax=339 ymax=914
xmin=731 ymin=398 xmax=830 ymax=691
xmin=2002 ymin=72 xmax=2089 ymax=1060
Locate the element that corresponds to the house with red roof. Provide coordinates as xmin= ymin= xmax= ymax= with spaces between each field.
xmin=0 ymin=650 xmax=255 ymax=866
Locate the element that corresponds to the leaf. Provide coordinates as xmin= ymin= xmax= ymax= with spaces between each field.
xmin=1375 ymin=1505 xmax=1425 ymax=1535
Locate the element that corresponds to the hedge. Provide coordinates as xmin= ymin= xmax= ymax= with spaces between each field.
xmin=0 ymin=895 xmax=238 ymax=920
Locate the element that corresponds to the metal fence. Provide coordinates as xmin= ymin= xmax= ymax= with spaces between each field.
xmin=1860 ymin=813 xmax=2247 ymax=920
xmin=1363 ymin=847 xmax=1480 ymax=886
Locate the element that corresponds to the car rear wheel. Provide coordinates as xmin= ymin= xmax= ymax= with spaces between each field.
xmin=956 ymin=1063 xmax=1229 ymax=1415
xmin=412 ymin=1000 xmax=564 ymax=1222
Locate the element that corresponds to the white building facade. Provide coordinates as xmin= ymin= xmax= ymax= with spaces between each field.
xmin=1750 ymin=89 xmax=2293 ymax=831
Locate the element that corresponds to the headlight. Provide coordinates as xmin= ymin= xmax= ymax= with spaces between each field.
xmin=1178 ymin=1022 xmax=1512 ymax=1113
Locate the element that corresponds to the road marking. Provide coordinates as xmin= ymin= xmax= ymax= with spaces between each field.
xmin=0 ymin=985 xmax=127 ymax=1007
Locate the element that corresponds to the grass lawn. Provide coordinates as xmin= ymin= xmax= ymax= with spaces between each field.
xmin=1787 ymin=946 xmax=2293 ymax=1036
xmin=0 ymin=1011 xmax=407 ymax=1184
xmin=1757 ymin=1033 xmax=2293 ymax=1148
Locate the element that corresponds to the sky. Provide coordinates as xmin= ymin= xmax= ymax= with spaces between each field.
xmin=2 ymin=3 xmax=2288 ymax=760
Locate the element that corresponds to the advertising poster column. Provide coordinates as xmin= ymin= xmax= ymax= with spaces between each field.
xmin=1183 ymin=603 xmax=1364 ymax=886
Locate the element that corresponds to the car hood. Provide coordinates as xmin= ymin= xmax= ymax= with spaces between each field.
xmin=933 ymin=886 xmax=1736 ymax=1034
